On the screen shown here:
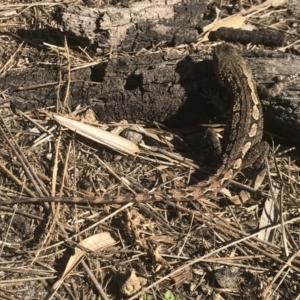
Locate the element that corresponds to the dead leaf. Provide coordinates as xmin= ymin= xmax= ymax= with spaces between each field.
xmin=53 ymin=232 xmax=116 ymax=290
xmin=258 ymin=187 xmax=279 ymax=242
xmin=54 ymin=115 xmax=139 ymax=155
xmin=201 ymin=14 xmax=246 ymax=42
xmin=121 ymin=269 xmax=147 ymax=296
xmin=229 ymin=168 xmax=267 ymax=205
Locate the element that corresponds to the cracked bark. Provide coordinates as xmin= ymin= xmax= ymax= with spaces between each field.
xmin=4 ymin=49 xmax=300 ymax=143
xmin=55 ymin=1 xmax=208 ymax=54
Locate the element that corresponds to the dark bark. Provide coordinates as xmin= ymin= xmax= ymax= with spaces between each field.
xmin=4 ymin=50 xmax=300 ymax=143
xmin=208 ymin=28 xmax=285 ymax=46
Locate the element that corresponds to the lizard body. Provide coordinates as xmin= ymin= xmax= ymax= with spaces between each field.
xmin=191 ymin=43 xmax=267 ymax=197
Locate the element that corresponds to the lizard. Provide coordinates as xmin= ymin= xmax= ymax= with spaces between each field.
xmin=0 ymin=43 xmax=268 ymax=205
xmin=165 ymin=42 xmax=269 ymax=201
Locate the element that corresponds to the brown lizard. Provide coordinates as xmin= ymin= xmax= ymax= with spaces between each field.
xmin=163 ymin=43 xmax=269 ymax=201
xmin=1 ymin=44 xmax=268 ymax=205
xmin=191 ymin=43 xmax=268 ymax=197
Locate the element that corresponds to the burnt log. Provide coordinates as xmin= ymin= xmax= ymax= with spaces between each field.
xmin=3 ymin=49 xmax=300 ymax=143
